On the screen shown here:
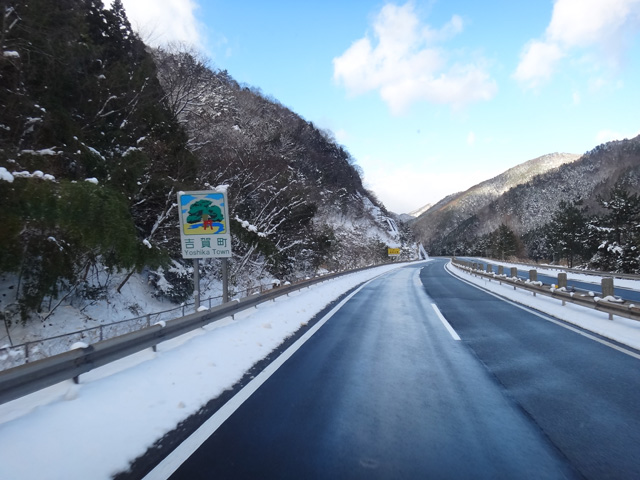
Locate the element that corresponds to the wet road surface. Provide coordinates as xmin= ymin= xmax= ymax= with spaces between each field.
xmin=154 ymin=259 xmax=640 ymax=479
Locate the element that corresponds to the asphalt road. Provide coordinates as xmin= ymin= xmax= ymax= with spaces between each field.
xmin=163 ymin=259 xmax=640 ymax=479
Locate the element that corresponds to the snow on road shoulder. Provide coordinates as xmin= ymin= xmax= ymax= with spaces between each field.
xmin=446 ymin=262 xmax=640 ymax=352
xmin=0 ymin=262 xmax=409 ymax=480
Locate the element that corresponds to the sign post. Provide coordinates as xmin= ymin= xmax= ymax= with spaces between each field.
xmin=193 ymin=258 xmax=200 ymax=310
xmin=178 ymin=189 xmax=232 ymax=309
xmin=222 ymin=257 xmax=229 ymax=303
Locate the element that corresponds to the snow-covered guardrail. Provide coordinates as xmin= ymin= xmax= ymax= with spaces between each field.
xmin=0 ymin=264 xmax=383 ymax=405
xmin=451 ymin=258 xmax=640 ymax=323
xmin=0 ymin=282 xmax=299 ymax=371
xmin=473 ymin=258 xmax=640 ymax=281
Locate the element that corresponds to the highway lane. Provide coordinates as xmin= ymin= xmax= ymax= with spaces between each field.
xmin=423 ymin=258 xmax=640 ymax=479
xmin=164 ymin=262 xmax=583 ymax=479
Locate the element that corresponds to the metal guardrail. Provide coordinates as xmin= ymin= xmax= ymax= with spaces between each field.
xmin=451 ymin=258 xmax=640 ymax=323
xmin=0 ymin=264 xmax=382 ymax=405
xmin=466 ymin=257 xmax=640 ymax=281
xmin=0 ymin=285 xmax=274 ymax=371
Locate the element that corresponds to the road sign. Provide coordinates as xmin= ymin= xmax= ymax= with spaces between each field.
xmin=178 ymin=190 xmax=232 ymax=258
xmin=388 ymin=247 xmax=401 ymax=256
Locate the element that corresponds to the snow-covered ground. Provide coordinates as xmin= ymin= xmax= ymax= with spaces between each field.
xmin=1 ymin=259 xmax=639 ymax=480
xmin=0 ymin=262 xmax=406 ymax=480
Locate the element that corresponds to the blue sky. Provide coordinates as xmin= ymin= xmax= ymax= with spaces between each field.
xmin=116 ymin=0 xmax=640 ymax=213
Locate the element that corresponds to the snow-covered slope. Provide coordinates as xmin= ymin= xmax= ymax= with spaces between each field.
xmin=412 ymin=152 xmax=581 ymax=247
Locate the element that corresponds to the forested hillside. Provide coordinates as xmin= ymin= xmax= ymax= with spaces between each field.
xmin=150 ymin=46 xmax=411 ymax=295
xmin=0 ymin=0 xmax=410 ymax=325
xmin=416 ymin=135 xmax=640 ymax=273
xmin=412 ymin=152 xmax=580 ymax=251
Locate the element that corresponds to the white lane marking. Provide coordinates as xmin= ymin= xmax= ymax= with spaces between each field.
xmin=444 ymin=261 xmax=640 ymax=361
xmin=143 ymin=278 xmax=376 ymax=480
xmin=431 ymin=303 xmax=461 ymax=340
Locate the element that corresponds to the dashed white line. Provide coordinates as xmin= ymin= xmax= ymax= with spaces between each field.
xmin=431 ymin=304 xmax=461 ymax=340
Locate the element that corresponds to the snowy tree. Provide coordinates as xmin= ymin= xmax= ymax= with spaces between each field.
xmin=0 ymin=0 xmax=195 ymax=320
xmin=489 ymin=224 xmax=520 ymax=260
xmin=588 ymin=185 xmax=640 ymax=273
xmin=545 ymin=200 xmax=587 ymax=267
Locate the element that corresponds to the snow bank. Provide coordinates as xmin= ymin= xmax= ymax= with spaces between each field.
xmin=0 ymin=167 xmax=14 ymax=183
xmin=20 ymin=148 xmax=58 ymax=156
xmin=10 ymin=169 xmax=55 ymax=181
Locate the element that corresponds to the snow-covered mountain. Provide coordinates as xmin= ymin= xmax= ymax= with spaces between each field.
xmin=412 ymin=152 xmax=581 ymax=250
xmin=413 ymin=135 xmax=640 ymax=257
xmin=396 ymin=203 xmax=433 ymax=221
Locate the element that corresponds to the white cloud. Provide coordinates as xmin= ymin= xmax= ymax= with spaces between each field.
xmin=514 ymin=0 xmax=640 ymax=89
xmin=333 ymin=2 xmax=497 ymax=114
xmin=546 ymin=0 xmax=640 ymax=49
xmin=109 ymin=0 xmax=206 ymax=50
xmin=513 ymin=40 xmax=565 ymax=88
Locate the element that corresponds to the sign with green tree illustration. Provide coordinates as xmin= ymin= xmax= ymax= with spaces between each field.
xmin=177 ymin=190 xmax=231 ymax=258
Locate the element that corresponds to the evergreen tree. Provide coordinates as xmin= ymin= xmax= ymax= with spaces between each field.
xmin=589 ymin=184 xmax=640 ymax=273
xmin=0 ymin=0 xmax=197 ymax=320
xmin=490 ymin=224 xmax=519 ymax=260
xmin=523 ymin=226 xmax=553 ymax=263
xmin=545 ymin=200 xmax=587 ymax=267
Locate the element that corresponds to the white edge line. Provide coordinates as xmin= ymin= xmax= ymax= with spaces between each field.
xmin=444 ymin=261 xmax=640 ymax=361
xmin=143 ymin=277 xmax=377 ymax=479
xmin=431 ymin=303 xmax=461 ymax=340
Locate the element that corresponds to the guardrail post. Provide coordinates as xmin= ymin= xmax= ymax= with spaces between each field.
xmin=602 ymin=277 xmax=614 ymax=298
xmin=601 ymin=277 xmax=615 ymax=320
xmin=498 ymin=265 xmax=504 ymax=275
xmin=529 ymin=270 xmax=538 ymax=296
xmin=556 ymin=273 xmax=568 ymax=306
xmin=510 ymin=267 xmax=517 ymax=278
xmin=558 ymin=273 xmax=567 ymax=289
xmin=486 ymin=264 xmax=493 ymax=274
